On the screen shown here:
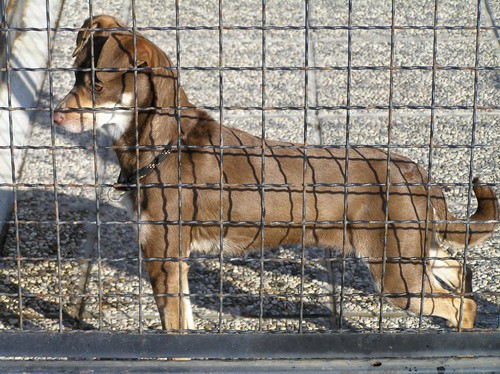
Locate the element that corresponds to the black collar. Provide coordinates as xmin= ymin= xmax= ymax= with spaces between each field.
xmin=114 ymin=145 xmax=178 ymax=191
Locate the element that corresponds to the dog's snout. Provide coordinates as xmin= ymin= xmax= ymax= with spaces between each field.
xmin=53 ymin=111 xmax=65 ymax=126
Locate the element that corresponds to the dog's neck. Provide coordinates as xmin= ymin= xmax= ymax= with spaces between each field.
xmin=113 ymin=107 xmax=198 ymax=176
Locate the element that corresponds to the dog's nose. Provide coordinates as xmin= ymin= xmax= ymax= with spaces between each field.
xmin=53 ymin=111 xmax=65 ymax=126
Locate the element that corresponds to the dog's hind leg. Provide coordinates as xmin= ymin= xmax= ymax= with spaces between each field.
xmin=365 ymin=224 xmax=476 ymax=329
xmin=429 ymin=243 xmax=473 ymax=294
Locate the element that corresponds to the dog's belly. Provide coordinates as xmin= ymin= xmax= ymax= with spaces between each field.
xmin=187 ymin=227 xmax=346 ymax=257
xmin=189 ymin=238 xmax=243 ymax=256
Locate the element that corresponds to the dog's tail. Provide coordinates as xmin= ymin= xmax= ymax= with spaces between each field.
xmin=431 ymin=177 xmax=498 ymax=248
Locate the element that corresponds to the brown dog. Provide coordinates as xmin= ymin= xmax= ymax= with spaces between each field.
xmin=54 ymin=15 xmax=498 ymax=331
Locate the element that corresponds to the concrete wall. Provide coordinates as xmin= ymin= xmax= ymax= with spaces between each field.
xmin=0 ymin=0 xmax=62 ymax=248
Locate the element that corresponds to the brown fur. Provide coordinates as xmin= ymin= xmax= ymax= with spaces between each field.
xmin=55 ymin=15 xmax=499 ymax=331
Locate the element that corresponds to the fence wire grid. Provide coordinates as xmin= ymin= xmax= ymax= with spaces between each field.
xmin=0 ymin=0 xmax=499 ymax=347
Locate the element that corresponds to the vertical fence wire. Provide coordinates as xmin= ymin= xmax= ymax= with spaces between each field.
xmin=339 ymin=0 xmax=354 ymax=330
xmin=298 ymin=0 xmax=310 ymax=334
xmin=130 ymin=0 xmax=144 ymax=334
xmin=460 ymin=0 xmax=483 ymax=330
xmin=418 ymin=0 xmax=440 ymax=331
xmin=217 ymin=0 xmax=225 ymax=334
xmin=46 ymin=0 xmax=64 ymax=332
xmin=258 ymin=0 xmax=267 ymax=333
xmin=378 ymin=0 xmax=397 ymax=333
xmin=174 ymin=0 xmax=185 ymax=333
xmin=87 ymin=6 xmax=104 ymax=331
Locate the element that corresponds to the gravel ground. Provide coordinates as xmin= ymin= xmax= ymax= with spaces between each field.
xmin=0 ymin=0 xmax=498 ymax=334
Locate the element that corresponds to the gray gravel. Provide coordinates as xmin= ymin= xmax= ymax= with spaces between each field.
xmin=0 ymin=0 xmax=498 ymax=334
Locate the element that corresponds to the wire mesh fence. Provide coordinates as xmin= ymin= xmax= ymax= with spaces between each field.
xmin=0 ymin=0 xmax=499 ymax=360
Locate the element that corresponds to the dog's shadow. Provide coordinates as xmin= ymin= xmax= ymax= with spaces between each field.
xmin=1 ymin=187 xmax=498 ymax=332
xmin=188 ymin=247 xmax=340 ymax=331
xmin=0 ymin=187 xmax=345 ymax=331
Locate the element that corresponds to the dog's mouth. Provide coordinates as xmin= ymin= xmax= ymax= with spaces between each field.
xmin=54 ymin=92 xmax=135 ymax=136
xmin=53 ymin=110 xmax=91 ymax=133
xmin=54 ymin=107 xmax=135 ymax=139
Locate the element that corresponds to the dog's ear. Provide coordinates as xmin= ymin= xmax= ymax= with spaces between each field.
xmin=148 ymin=49 xmax=182 ymax=110
xmin=96 ymin=34 xmax=152 ymax=82
xmin=72 ymin=15 xmax=127 ymax=58
xmin=96 ymin=33 xmax=191 ymax=111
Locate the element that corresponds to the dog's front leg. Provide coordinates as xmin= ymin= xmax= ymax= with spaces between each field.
xmin=155 ymin=260 xmax=192 ymax=332
xmin=142 ymin=227 xmax=193 ymax=332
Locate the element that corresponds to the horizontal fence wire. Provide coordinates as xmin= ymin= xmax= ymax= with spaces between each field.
xmin=2 ymin=25 xmax=500 ymax=31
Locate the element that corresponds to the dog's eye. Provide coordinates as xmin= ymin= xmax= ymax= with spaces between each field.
xmin=93 ymin=83 xmax=103 ymax=92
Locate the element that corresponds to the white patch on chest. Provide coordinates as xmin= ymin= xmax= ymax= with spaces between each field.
xmin=97 ymin=93 xmax=135 ymax=140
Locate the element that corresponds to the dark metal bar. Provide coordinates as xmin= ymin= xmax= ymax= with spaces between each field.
xmin=0 ymin=332 xmax=497 ymax=359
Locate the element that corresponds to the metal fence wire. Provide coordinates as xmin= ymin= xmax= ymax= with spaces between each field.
xmin=0 ymin=0 xmax=499 ymax=362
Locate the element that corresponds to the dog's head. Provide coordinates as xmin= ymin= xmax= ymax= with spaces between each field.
xmin=54 ymin=15 xmax=189 ymax=139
